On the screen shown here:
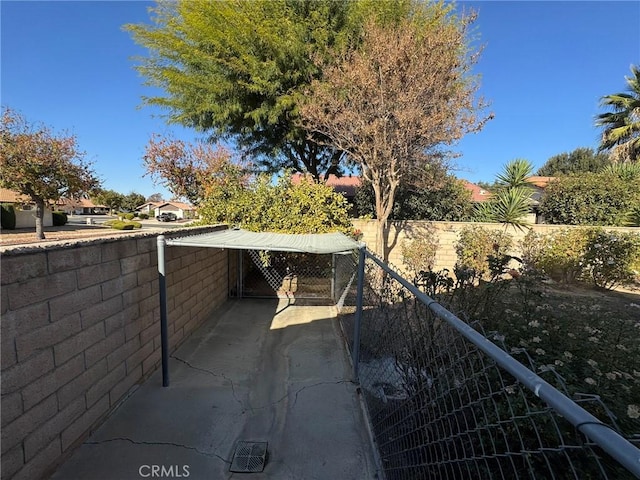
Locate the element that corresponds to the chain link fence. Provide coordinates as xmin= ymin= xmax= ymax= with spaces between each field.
xmin=238 ymin=250 xmax=358 ymax=303
xmin=339 ymin=249 xmax=640 ymax=480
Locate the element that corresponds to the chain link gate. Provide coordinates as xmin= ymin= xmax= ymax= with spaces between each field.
xmin=233 ymin=249 xmax=358 ymax=303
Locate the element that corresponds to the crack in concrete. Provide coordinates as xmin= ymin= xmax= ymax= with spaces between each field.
xmin=170 ymin=355 xmax=244 ymax=408
xmin=252 ymin=380 xmax=354 ymax=411
xmin=170 ymin=356 xmax=355 ymax=418
xmin=84 ymin=437 xmax=231 ymax=464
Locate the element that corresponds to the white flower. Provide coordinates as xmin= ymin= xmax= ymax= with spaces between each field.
xmin=605 ymin=372 xmax=616 ymax=380
xmin=585 ymin=378 xmax=596 ymax=386
xmin=532 ymin=336 xmax=541 ymax=343
xmin=535 ymin=348 xmax=546 ymax=355
xmin=554 ymin=360 xmax=564 ymax=367
xmin=628 ymin=404 xmax=640 ymax=419
xmin=588 ymin=336 xmax=599 ymax=343
xmin=528 ymin=320 xmax=540 ymax=328
xmin=587 ymin=359 xmax=598 ymax=368
xmin=563 ymin=351 xmax=574 ymax=359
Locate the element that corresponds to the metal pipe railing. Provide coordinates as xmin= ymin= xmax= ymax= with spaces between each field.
xmin=357 ymin=249 xmax=640 ymax=478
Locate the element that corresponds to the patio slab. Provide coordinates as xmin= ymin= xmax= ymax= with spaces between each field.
xmin=50 ymin=299 xmax=377 ymax=480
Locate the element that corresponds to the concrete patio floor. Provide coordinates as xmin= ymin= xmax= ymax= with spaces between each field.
xmin=50 ymin=299 xmax=377 ymax=480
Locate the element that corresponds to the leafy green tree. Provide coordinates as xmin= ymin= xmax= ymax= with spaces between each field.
xmin=121 ymin=192 xmax=146 ymax=212
xmin=147 ymin=192 xmax=164 ymax=203
xmin=126 ymin=0 xmax=371 ymax=180
xmin=596 ymin=65 xmax=640 ymax=162
xmin=198 ymin=172 xmax=352 ymax=234
xmin=538 ymin=172 xmax=640 ymax=226
xmin=91 ymin=188 xmax=124 ymax=214
xmin=0 ymin=108 xmax=99 ymax=239
xmin=300 ymin=5 xmax=490 ymax=258
xmin=355 ymin=174 xmax=473 ymax=221
xmin=536 ymin=147 xmax=611 ymax=176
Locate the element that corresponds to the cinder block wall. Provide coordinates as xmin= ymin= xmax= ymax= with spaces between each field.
xmin=352 ymin=219 xmax=640 ymax=275
xmin=1 ymin=226 xmax=230 ymax=480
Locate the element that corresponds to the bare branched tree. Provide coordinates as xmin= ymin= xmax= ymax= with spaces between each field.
xmin=300 ymin=6 xmax=491 ymax=258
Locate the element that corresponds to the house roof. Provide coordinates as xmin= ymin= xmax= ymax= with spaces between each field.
xmin=60 ymin=198 xmax=107 ymax=209
xmin=137 ymin=201 xmax=195 ymax=211
xmin=157 ymin=201 xmax=196 ymax=210
xmin=291 ymin=173 xmax=361 ymax=197
xmin=461 ymin=181 xmax=492 ymax=203
xmin=526 ymin=176 xmax=555 ymax=188
xmin=0 ymin=188 xmax=28 ymax=203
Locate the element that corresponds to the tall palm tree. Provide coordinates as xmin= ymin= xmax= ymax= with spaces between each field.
xmin=596 ymin=65 xmax=640 ymax=163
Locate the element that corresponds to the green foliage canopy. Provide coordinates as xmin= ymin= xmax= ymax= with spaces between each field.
xmin=536 ymin=147 xmax=611 ymax=176
xmin=538 ymin=172 xmax=640 ymax=226
xmin=126 ymin=0 xmax=375 ymax=180
xmin=354 ymin=174 xmax=474 ymax=221
xmin=121 ymin=192 xmax=146 ymax=212
xmin=198 ymin=173 xmax=352 ymax=234
xmin=91 ymin=188 xmax=124 ymax=213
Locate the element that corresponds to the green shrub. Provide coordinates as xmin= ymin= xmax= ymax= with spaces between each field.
xmin=124 ymin=213 xmax=135 ymax=220
xmin=1 ymin=203 xmax=16 ymax=230
xmin=529 ymin=228 xmax=590 ymax=284
xmin=138 ymin=213 xmax=149 ymax=220
xmin=401 ymin=223 xmax=439 ymax=279
xmin=583 ymin=229 xmax=640 ymax=289
xmin=52 ymin=211 xmax=68 ymax=226
xmin=539 ymin=172 xmax=640 ymax=226
xmin=454 ymin=226 xmax=513 ymax=281
xmin=109 ymin=220 xmax=139 ymax=230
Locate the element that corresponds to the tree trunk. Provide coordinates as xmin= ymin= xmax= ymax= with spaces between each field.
xmin=375 ymin=217 xmax=387 ymax=260
xmin=34 ymin=198 xmax=46 ymax=240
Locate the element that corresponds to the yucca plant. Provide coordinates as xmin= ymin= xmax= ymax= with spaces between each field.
xmin=474 ymin=159 xmax=534 ymax=229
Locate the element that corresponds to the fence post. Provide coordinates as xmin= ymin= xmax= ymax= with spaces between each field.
xmin=352 ymin=246 xmax=366 ymax=380
xmin=331 ymin=253 xmax=336 ymax=302
xmin=157 ymin=235 xmax=170 ymax=387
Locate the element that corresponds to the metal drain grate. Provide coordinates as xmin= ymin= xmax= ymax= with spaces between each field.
xmin=229 ymin=441 xmax=268 ymax=473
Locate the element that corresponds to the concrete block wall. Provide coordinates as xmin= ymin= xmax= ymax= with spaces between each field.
xmin=0 ymin=226 xmax=230 ymax=480
xmin=352 ymin=219 xmax=640 ymax=276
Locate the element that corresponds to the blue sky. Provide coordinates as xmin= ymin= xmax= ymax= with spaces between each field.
xmin=2 ymin=1 xmax=639 ymax=200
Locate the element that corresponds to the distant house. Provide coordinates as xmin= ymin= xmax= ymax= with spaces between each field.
xmin=291 ymin=173 xmax=497 ymax=211
xmin=58 ymin=197 xmax=109 ymax=215
xmin=461 ymin=181 xmax=492 ymax=203
xmin=291 ymin=173 xmax=362 ymax=205
xmin=136 ymin=201 xmax=197 ymax=220
xmin=525 ymin=176 xmax=556 ymax=223
xmin=0 ymin=188 xmax=53 ymax=228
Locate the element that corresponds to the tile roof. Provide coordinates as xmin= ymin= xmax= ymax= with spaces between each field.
xmin=461 ymin=181 xmax=492 ymax=202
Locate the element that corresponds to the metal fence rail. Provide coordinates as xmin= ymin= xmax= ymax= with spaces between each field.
xmin=339 ymin=248 xmax=640 ymax=479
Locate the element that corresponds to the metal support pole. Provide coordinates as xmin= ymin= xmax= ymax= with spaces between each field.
xmin=238 ymin=250 xmax=243 ymax=299
xmin=331 ymin=253 xmax=336 ymax=303
xmin=157 ymin=235 xmax=170 ymax=387
xmin=352 ymin=246 xmax=366 ymax=380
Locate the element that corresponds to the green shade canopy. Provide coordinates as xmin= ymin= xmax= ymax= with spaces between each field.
xmin=165 ymin=229 xmax=361 ymax=254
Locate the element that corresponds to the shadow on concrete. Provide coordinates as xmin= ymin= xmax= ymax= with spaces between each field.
xmin=50 ymin=299 xmax=377 ymax=480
